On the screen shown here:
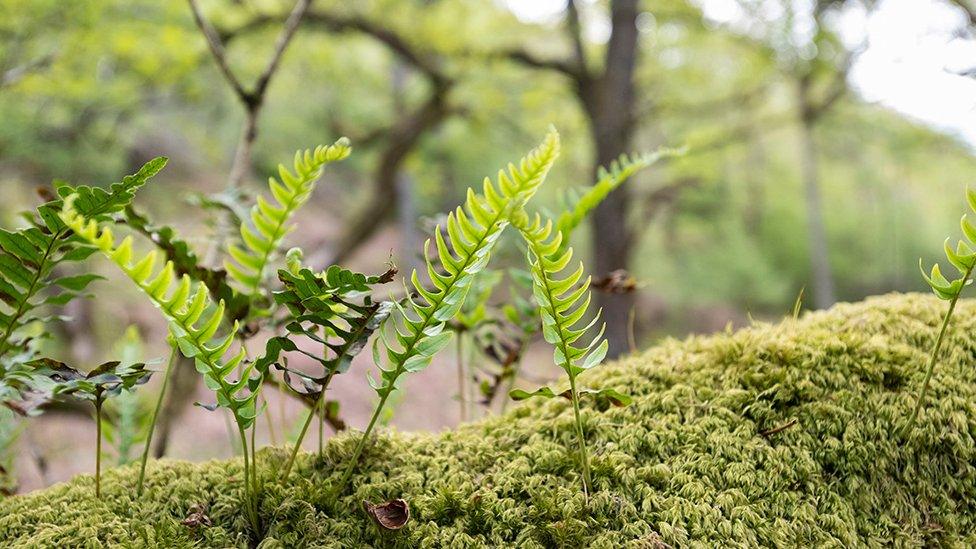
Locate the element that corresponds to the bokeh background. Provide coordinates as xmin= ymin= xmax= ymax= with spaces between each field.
xmin=1 ymin=0 xmax=974 ymax=493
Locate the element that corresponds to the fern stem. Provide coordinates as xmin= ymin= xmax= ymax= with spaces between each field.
xmin=250 ymin=424 xmax=259 ymax=503
xmin=136 ymin=346 xmax=179 ymax=496
xmin=237 ymin=424 xmax=259 ymax=535
xmin=332 ymin=392 xmax=388 ymax=498
xmin=456 ymin=333 xmax=468 ymax=423
xmin=568 ymin=375 xmax=591 ymax=502
xmin=280 ymin=372 xmax=334 ymax=482
xmin=95 ymin=399 xmax=103 ymax=499
xmin=903 ymin=271 xmax=971 ymax=435
xmin=281 ymin=404 xmax=318 ymax=482
xmin=317 ymin=398 xmax=324 ymax=456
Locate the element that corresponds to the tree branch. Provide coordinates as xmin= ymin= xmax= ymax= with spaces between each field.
xmin=253 ymin=0 xmax=314 ymax=100
xmin=187 ymin=0 xmax=313 ymax=188
xmin=499 ymin=48 xmax=582 ymax=80
xmin=223 ymin=10 xmax=448 ymax=86
xmin=565 ymin=0 xmax=589 ymax=76
xmin=186 ymin=0 xmax=249 ymax=102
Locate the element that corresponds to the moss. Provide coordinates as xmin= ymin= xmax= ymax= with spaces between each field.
xmin=3 ymin=293 xmax=976 ymax=547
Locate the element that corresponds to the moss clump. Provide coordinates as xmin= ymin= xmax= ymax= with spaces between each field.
xmin=2 ymin=293 xmax=976 ymax=547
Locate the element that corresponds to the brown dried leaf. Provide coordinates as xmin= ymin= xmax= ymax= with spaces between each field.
xmin=181 ymin=503 xmax=212 ymax=528
xmin=362 ymin=499 xmax=410 ymax=530
xmin=591 ymin=269 xmax=638 ymax=294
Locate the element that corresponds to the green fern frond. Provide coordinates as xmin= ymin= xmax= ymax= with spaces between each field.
xmin=555 ymin=150 xmax=675 ymax=245
xmin=513 ymin=211 xmax=614 ymax=500
xmin=516 ymin=213 xmax=607 ymax=376
xmin=60 ymin=196 xmax=261 ymax=429
xmin=0 ymin=159 xmax=166 ymax=377
xmin=905 ymin=187 xmax=976 ymax=434
xmin=225 ymin=139 xmax=351 ymax=298
xmin=332 ymin=129 xmax=561 ymax=496
xmin=373 ymin=129 xmax=561 ymax=397
xmin=52 ymin=157 xmax=168 ymax=222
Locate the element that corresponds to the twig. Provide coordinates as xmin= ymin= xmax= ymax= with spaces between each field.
xmin=186 ymin=0 xmax=313 ymax=188
xmin=759 ymin=418 xmax=798 ymax=437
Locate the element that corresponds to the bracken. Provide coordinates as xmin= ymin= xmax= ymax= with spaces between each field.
xmin=2 ymin=293 xmax=975 ymax=548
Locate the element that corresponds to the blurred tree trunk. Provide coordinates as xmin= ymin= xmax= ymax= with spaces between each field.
xmin=797 ymin=78 xmax=836 ymax=308
xmin=578 ymin=0 xmax=640 ymax=358
xmin=505 ymin=0 xmax=643 ymax=356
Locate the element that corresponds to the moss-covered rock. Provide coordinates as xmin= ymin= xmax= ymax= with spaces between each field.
xmin=3 ymin=293 xmax=976 ymax=547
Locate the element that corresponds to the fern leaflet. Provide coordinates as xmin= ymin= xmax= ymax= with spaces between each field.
xmin=225 ymin=139 xmax=351 ymax=298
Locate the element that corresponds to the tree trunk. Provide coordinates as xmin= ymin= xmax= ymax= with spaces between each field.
xmin=583 ymin=0 xmax=640 ymax=358
xmin=797 ymin=82 xmax=836 ymax=309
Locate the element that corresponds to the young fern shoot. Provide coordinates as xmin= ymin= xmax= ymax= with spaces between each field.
xmin=511 ymin=212 xmax=611 ymax=501
xmin=903 ymin=188 xmax=976 ymax=435
xmin=225 ymin=138 xmax=350 ymax=303
xmin=331 ymin=129 xmax=561 ymax=497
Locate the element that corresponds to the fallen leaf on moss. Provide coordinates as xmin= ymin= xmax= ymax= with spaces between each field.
xmin=362 ymin=499 xmax=410 ymax=530
xmin=181 ymin=504 xmax=212 ymax=528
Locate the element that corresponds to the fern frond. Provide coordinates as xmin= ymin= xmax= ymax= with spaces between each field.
xmin=52 ymin=157 xmax=168 ymax=221
xmin=125 ymin=206 xmax=250 ymax=322
xmin=225 ymin=139 xmax=351 ymax=298
xmin=516 ymin=213 xmax=608 ymax=376
xmin=60 ymin=196 xmax=261 ymax=429
xmin=270 ymin=265 xmax=394 ymax=386
xmin=0 ymin=159 xmax=166 ymax=371
xmin=905 ymin=187 xmax=976 ymax=435
xmin=556 ymin=150 xmax=674 ymax=245
xmin=373 ymin=129 xmax=561 ymax=397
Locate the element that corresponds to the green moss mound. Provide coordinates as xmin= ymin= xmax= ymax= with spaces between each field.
xmin=3 ymin=293 xmax=976 ymax=547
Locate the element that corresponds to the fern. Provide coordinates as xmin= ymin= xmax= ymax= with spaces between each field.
xmin=0 ymin=158 xmax=166 ymax=394
xmin=903 ymin=188 xmax=976 ymax=435
xmin=269 ymin=264 xmax=395 ymax=481
xmin=59 ymin=197 xmax=258 ymax=430
xmin=513 ymin=211 xmax=614 ymax=500
xmin=555 ymin=150 xmax=673 ymax=244
xmin=225 ymin=138 xmax=351 ymax=299
xmin=20 ymin=358 xmax=151 ymax=498
xmin=332 ymin=129 xmax=561 ymax=495
xmin=61 ymin=194 xmax=270 ymax=523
